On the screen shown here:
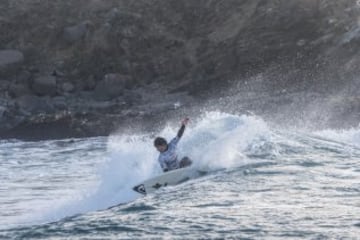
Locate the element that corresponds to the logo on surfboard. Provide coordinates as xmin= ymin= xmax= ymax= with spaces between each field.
xmin=133 ymin=184 xmax=146 ymax=194
xmin=152 ymin=182 xmax=168 ymax=189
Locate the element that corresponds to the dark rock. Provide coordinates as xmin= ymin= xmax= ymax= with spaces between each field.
xmin=77 ymin=75 xmax=96 ymax=91
xmin=0 ymin=50 xmax=24 ymax=69
xmin=0 ymin=80 xmax=10 ymax=91
xmin=9 ymin=83 xmax=31 ymax=98
xmin=89 ymin=100 xmax=125 ymax=113
xmin=123 ymin=90 xmax=143 ymax=106
xmin=0 ymin=97 xmax=11 ymax=108
xmin=51 ymin=70 xmax=65 ymax=78
xmin=52 ymin=96 xmax=67 ymax=110
xmin=94 ymin=73 xmax=128 ymax=101
xmin=63 ymin=21 xmax=91 ymax=43
xmin=0 ymin=106 xmax=6 ymax=121
xmin=16 ymin=95 xmax=54 ymax=114
xmin=0 ymin=97 xmax=25 ymax=132
xmin=106 ymin=8 xmax=120 ymax=22
xmin=32 ymin=76 xmax=57 ymax=96
xmin=0 ymin=105 xmax=22 ymax=132
xmin=62 ymin=82 xmax=75 ymax=93
xmin=77 ymin=91 xmax=94 ymax=100
xmin=15 ymin=71 xmax=32 ymax=84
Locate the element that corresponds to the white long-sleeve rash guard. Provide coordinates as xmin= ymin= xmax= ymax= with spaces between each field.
xmin=157 ymin=137 xmax=180 ymax=171
xmin=157 ymin=124 xmax=186 ymax=171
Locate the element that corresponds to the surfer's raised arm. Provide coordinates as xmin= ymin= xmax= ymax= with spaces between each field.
xmin=177 ymin=117 xmax=189 ymax=139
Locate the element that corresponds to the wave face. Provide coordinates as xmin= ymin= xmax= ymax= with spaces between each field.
xmin=1 ymin=112 xmax=360 ymax=239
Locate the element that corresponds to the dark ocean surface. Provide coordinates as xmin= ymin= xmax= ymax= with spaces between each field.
xmin=1 ymin=112 xmax=360 ymax=239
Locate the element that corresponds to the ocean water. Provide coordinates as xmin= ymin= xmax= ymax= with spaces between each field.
xmin=1 ymin=112 xmax=360 ymax=239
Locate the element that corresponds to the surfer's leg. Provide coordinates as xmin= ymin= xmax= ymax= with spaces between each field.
xmin=179 ymin=157 xmax=192 ymax=168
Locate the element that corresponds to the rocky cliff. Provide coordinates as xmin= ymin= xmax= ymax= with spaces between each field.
xmin=0 ymin=0 xmax=359 ymax=139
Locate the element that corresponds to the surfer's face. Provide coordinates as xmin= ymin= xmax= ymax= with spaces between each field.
xmin=155 ymin=144 xmax=167 ymax=152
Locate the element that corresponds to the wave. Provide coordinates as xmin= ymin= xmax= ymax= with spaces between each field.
xmin=27 ymin=111 xmax=276 ymax=224
xmin=314 ymin=127 xmax=360 ymax=147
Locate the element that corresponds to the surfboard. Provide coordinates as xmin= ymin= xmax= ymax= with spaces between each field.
xmin=133 ymin=167 xmax=206 ymax=195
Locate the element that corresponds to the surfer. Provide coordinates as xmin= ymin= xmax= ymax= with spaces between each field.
xmin=154 ymin=118 xmax=192 ymax=172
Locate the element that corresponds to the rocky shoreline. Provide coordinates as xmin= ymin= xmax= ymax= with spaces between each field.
xmin=1 ymin=0 xmax=359 ymax=140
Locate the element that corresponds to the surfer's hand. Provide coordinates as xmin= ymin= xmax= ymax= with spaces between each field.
xmin=181 ymin=118 xmax=189 ymax=126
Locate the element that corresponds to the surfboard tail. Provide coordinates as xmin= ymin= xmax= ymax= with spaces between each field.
xmin=133 ymin=184 xmax=146 ymax=195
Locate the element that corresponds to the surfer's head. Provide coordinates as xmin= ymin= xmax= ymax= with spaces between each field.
xmin=154 ymin=137 xmax=167 ymax=152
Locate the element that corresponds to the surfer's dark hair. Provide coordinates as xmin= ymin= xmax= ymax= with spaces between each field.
xmin=154 ymin=137 xmax=167 ymax=146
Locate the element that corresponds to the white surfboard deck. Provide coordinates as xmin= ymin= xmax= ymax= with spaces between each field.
xmin=133 ymin=167 xmax=206 ymax=195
